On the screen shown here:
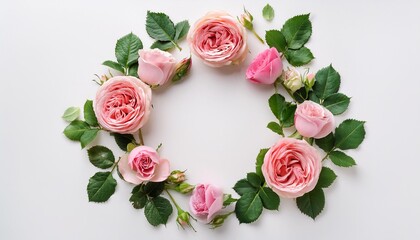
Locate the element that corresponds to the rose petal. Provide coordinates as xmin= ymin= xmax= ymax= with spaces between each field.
xmin=118 ymin=154 xmax=143 ymax=185
xmin=149 ymin=158 xmax=170 ymax=182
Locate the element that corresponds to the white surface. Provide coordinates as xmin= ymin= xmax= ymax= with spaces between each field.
xmin=1 ymin=0 xmax=420 ymax=239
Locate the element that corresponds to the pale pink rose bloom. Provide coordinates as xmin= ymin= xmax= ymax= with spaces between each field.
xmin=94 ymin=76 xmax=152 ymax=134
xmin=295 ymin=101 xmax=335 ymax=139
xmin=118 ymin=146 xmax=170 ymax=184
xmin=189 ymin=183 xmax=223 ymax=222
xmin=188 ymin=11 xmax=248 ymax=67
xmin=262 ymin=138 xmax=322 ymax=198
xmin=137 ymin=49 xmax=177 ymax=86
xmin=246 ymin=47 xmax=283 ymax=84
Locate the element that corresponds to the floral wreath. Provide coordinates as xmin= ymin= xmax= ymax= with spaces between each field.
xmin=62 ymin=5 xmax=366 ymax=230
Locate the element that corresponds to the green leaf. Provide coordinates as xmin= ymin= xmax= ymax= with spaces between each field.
xmin=268 ymin=93 xmax=286 ymax=120
xmin=143 ymin=181 xmax=165 ymax=198
xmin=259 ymin=187 xmax=280 ymax=210
xmin=296 ymin=187 xmax=325 ymax=220
xmin=87 ymin=145 xmax=115 ymax=169
xmin=262 ymin=4 xmax=275 ymax=21
xmin=334 ymin=119 xmax=366 ymax=150
xmin=83 ymin=100 xmax=98 ymax=127
xmin=63 ymin=120 xmax=90 ymax=141
xmin=233 ymin=179 xmax=258 ymax=196
xmin=80 ymin=129 xmax=99 ymax=149
xmin=102 ymin=60 xmax=124 ymax=73
xmin=115 ymin=33 xmax=143 ymax=68
xmin=313 ymin=65 xmax=341 ymax=99
xmin=329 ymin=151 xmax=357 ymax=167
xmin=174 ymin=20 xmax=190 ymax=40
xmin=146 ymin=11 xmax=176 ymax=42
xmin=223 ymin=194 xmax=238 ymax=206
xmin=128 ymin=63 xmax=138 ymax=78
xmin=323 ymin=93 xmax=350 ymax=115
xmin=267 ymin=122 xmax=283 ymax=135
xmin=281 ymin=103 xmax=297 ymax=127
xmin=316 ymin=167 xmax=337 ymax=188
xmin=293 ymin=87 xmax=307 ymax=103
xmin=308 ymin=92 xmax=320 ymax=103
xmin=144 ymin=196 xmax=173 ymax=226
xmin=285 ymin=47 xmax=314 ymax=67
xmin=87 ymin=172 xmax=117 ymax=202
xmin=265 ymin=30 xmax=287 ymax=53
xmin=281 ymin=14 xmax=312 ymax=50
xmin=62 ymin=107 xmax=80 ymax=122
xmin=130 ymin=185 xmax=148 ymax=209
xmin=315 ymin=133 xmax=335 ymax=152
xmin=235 ymin=192 xmax=263 ymax=223
xmin=112 ymin=133 xmax=135 ymax=151
xmin=247 ymin=173 xmax=262 ymax=188
xmin=151 ymin=41 xmax=175 ymax=51
xmin=255 ymin=148 xmax=269 ymax=178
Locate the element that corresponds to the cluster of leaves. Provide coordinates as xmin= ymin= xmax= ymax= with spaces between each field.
xmin=266 ymin=14 xmax=314 ymax=66
xmin=267 ymin=93 xmax=297 ymax=136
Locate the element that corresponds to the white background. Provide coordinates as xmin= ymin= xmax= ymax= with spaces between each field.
xmin=1 ymin=0 xmax=420 ymax=239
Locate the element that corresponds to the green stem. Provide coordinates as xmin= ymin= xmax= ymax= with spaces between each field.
xmin=251 ymin=29 xmax=265 ymax=44
xmin=111 ymin=157 xmax=121 ymax=172
xmin=165 ymin=189 xmax=182 ymax=212
xmin=322 ymin=148 xmax=335 ymax=161
xmin=171 ymin=40 xmax=182 ymax=51
xmin=138 ymin=129 xmax=144 ymax=146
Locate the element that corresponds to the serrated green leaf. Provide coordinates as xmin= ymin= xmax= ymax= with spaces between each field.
xmin=323 ymin=93 xmax=350 ymax=115
xmin=268 ymin=93 xmax=286 ymax=120
xmin=130 ymin=185 xmax=148 ymax=209
xmin=63 ymin=120 xmax=90 ymax=141
xmin=143 ymin=181 xmax=165 ymax=198
xmin=146 ymin=11 xmax=176 ymax=42
xmin=259 ymin=187 xmax=280 ymax=210
xmin=315 ymin=133 xmax=335 ymax=152
xmin=247 ymin=173 xmax=262 ymax=188
xmin=233 ymin=179 xmax=258 ymax=196
xmin=174 ymin=20 xmax=190 ymax=40
xmin=262 ymin=4 xmax=275 ymax=21
xmin=296 ymin=187 xmax=325 ymax=220
xmin=267 ymin=121 xmax=283 ymax=135
xmin=87 ymin=171 xmax=117 ymax=202
xmin=151 ymin=41 xmax=175 ymax=51
xmin=87 ymin=145 xmax=115 ymax=169
xmin=281 ymin=14 xmax=312 ymax=50
xmin=62 ymin=107 xmax=80 ymax=122
xmin=235 ymin=192 xmax=263 ymax=224
xmin=316 ymin=167 xmax=337 ymax=188
xmin=83 ymin=100 xmax=98 ymax=127
xmin=293 ymin=87 xmax=307 ymax=103
xmin=80 ymin=129 xmax=99 ymax=149
xmin=112 ymin=133 xmax=135 ymax=151
xmin=329 ymin=151 xmax=357 ymax=167
xmin=115 ymin=33 xmax=143 ymax=68
xmin=285 ymin=47 xmax=314 ymax=67
xmin=281 ymin=103 xmax=297 ymax=127
xmin=313 ymin=65 xmax=341 ymax=99
xmin=335 ymin=119 xmax=366 ymax=150
xmin=144 ymin=196 xmax=173 ymax=226
xmin=308 ymin=92 xmax=320 ymax=103
xmin=128 ymin=63 xmax=138 ymax=78
xmin=256 ymin=148 xmax=269 ymax=178
xmin=102 ymin=60 xmax=124 ymax=73
xmin=265 ymin=30 xmax=287 ymax=53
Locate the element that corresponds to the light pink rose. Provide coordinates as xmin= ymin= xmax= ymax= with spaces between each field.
xmin=94 ymin=76 xmax=152 ymax=134
xmin=246 ymin=47 xmax=283 ymax=84
xmin=295 ymin=101 xmax=335 ymax=139
xmin=262 ymin=138 xmax=322 ymax=198
xmin=118 ymin=146 xmax=170 ymax=184
xmin=189 ymin=183 xmax=223 ymax=222
xmin=188 ymin=11 xmax=248 ymax=67
xmin=137 ymin=49 xmax=177 ymax=86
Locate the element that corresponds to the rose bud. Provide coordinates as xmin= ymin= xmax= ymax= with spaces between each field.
xmin=176 ymin=210 xmax=196 ymax=231
xmin=238 ymin=8 xmax=253 ymax=30
xmin=168 ymin=170 xmax=186 ymax=184
xmin=137 ymin=49 xmax=177 ymax=86
xmin=209 ymin=213 xmax=232 ymax=229
xmin=294 ymin=101 xmax=335 ymax=139
xmin=281 ymin=67 xmax=303 ymax=93
xmin=305 ymin=73 xmax=315 ymax=88
xmin=175 ymin=182 xmax=195 ymax=194
xmin=246 ymin=48 xmax=283 ymax=84
xmin=171 ymin=57 xmax=192 ymax=83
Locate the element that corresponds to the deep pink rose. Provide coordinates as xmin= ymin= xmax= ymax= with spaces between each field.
xmin=118 ymin=146 xmax=170 ymax=184
xmin=189 ymin=183 xmax=223 ymax=222
xmin=188 ymin=11 xmax=248 ymax=67
xmin=137 ymin=49 xmax=177 ymax=86
xmin=246 ymin=47 xmax=283 ymax=84
xmin=295 ymin=101 xmax=335 ymax=139
xmin=94 ymin=76 xmax=152 ymax=134
xmin=262 ymin=138 xmax=322 ymax=198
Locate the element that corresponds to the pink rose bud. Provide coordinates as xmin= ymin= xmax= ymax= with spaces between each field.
xmin=238 ymin=8 xmax=254 ymax=30
xmin=188 ymin=11 xmax=248 ymax=67
xmin=118 ymin=146 xmax=170 ymax=184
xmin=94 ymin=76 xmax=152 ymax=134
xmin=209 ymin=213 xmax=230 ymax=229
xmin=306 ymin=73 xmax=315 ymax=87
xmin=137 ymin=49 xmax=177 ymax=86
xmin=282 ymin=67 xmax=303 ymax=92
xmin=189 ymin=183 xmax=223 ymax=223
xmin=246 ymin=47 xmax=283 ymax=84
xmin=171 ymin=57 xmax=192 ymax=82
xmin=168 ymin=170 xmax=186 ymax=184
xmin=294 ymin=101 xmax=335 ymax=139
xmin=262 ymin=138 xmax=322 ymax=198
xmin=176 ymin=210 xmax=196 ymax=231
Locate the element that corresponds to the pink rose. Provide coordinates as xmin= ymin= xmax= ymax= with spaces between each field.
xmin=295 ymin=101 xmax=335 ymax=139
xmin=94 ymin=76 xmax=152 ymax=134
xmin=188 ymin=11 xmax=248 ymax=67
xmin=118 ymin=146 xmax=170 ymax=184
xmin=262 ymin=138 xmax=322 ymax=198
xmin=246 ymin=47 xmax=283 ymax=84
xmin=189 ymin=183 xmax=223 ymax=222
xmin=137 ymin=49 xmax=177 ymax=86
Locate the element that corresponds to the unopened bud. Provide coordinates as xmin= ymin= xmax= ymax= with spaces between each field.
xmin=304 ymin=73 xmax=315 ymax=88
xmin=172 ymin=57 xmax=192 ymax=82
xmin=281 ymin=67 xmax=303 ymax=93
xmin=175 ymin=182 xmax=195 ymax=194
xmin=176 ymin=210 xmax=196 ymax=231
xmin=168 ymin=170 xmax=186 ymax=184
xmin=238 ymin=8 xmax=254 ymax=30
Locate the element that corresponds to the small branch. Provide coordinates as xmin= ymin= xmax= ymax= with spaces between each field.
xmin=138 ymin=129 xmax=145 ymax=146
xmin=251 ymin=29 xmax=265 ymax=44
xmin=171 ymin=40 xmax=182 ymax=51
